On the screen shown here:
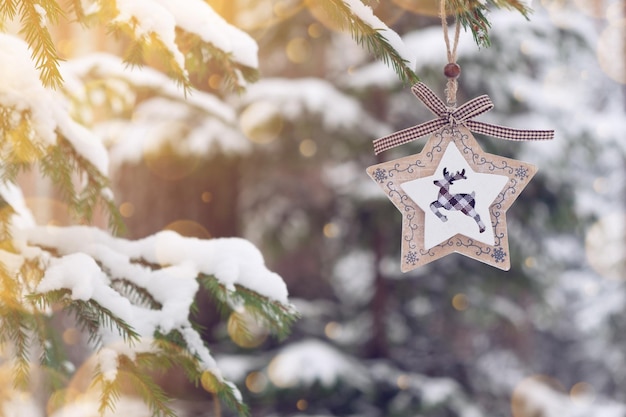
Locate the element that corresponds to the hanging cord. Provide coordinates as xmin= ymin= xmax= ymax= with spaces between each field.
xmin=440 ymin=0 xmax=461 ymax=107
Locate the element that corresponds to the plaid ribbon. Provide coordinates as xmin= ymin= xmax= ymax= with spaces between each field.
xmin=373 ymin=82 xmax=554 ymax=154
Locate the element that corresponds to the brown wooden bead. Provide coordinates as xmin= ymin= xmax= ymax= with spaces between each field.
xmin=444 ymin=63 xmax=461 ymax=79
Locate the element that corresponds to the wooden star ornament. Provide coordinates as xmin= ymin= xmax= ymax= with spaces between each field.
xmin=367 ymin=83 xmax=553 ymax=272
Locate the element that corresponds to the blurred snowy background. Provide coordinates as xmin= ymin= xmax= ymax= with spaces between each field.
xmin=12 ymin=0 xmax=626 ymax=416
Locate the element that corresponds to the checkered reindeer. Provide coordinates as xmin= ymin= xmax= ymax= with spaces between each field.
xmin=430 ymin=168 xmax=486 ymax=233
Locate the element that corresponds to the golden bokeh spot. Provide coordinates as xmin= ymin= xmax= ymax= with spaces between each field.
xmin=273 ymin=0 xmax=300 ymax=18
xmin=570 ymin=381 xmax=596 ymax=406
xmin=267 ymin=354 xmax=295 ymax=388
xmin=201 ymin=370 xmax=220 ymax=393
xmin=240 ymin=101 xmax=283 ymax=144
xmin=201 ymin=191 xmax=213 ymax=203
xmin=306 ymin=0 xmax=344 ymax=32
xmin=308 ymin=22 xmax=324 ymax=38
xmin=392 ymin=0 xmax=440 ymax=17
xmin=519 ymin=40 xmax=532 ymax=56
xmin=25 ymin=197 xmax=70 ymax=227
xmin=396 ymin=374 xmax=410 ymax=390
xmin=299 ymin=139 xmax=317 ymax=157
xmin=296 ymin=399 xmax=308 ymax=411
xmin=164 ymin=219 xmax=211 ymax=239
xmin=227 ymin=311 xmax=268 ymax=349
xmin=245 ymin=371 xmax=268 ymax=393
xmin=286 ymin=37 xmax=311 ymax=64
xmin=451 ymin=293 xmax=469 ymax=311
xmin=119 ymin=202 xmax=135 ymax=218
xmin=593 ymin=177 xmax=607 ymax=194
xmin=323 ymin=222 xmax=340 ymax=238
xmin=208 ymin=74 xmax=222 ymax=90
xmin=597 ymin=20 xmax=626 ymax=85
xmin=512 ymin=375 xmax=565 ymax=417
xmin=143 ymin=147 xmax=200 ymax=181
xmin=62 ymin=328 xmax=80 ymax=346
xmin=324 ymin=321 xmax=341 ymax=339
xmin=524 ymin=257 xmax=536 ymax=269
xmin=586 ymin=213 xmax=626 ymax=280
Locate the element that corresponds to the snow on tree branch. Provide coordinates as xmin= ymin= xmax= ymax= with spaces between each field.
xmin=104 ymin=0 xmax=259 ymax=90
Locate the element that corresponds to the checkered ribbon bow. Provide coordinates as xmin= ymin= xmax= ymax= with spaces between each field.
xmin=373 ymin=82 xmax=554 ymax=154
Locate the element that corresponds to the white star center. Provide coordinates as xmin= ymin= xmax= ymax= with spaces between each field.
xmin=400 ymin=143 xmax=509 ymax=249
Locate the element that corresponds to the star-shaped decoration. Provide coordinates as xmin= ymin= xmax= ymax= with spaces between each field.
xmin=367 ymin=126 xmax=536 ymax=271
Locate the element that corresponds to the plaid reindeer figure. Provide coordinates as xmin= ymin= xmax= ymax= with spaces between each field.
xmin=430 ymin=168 xmax=486 ymax=233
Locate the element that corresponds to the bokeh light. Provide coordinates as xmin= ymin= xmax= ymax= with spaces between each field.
xmin=396 ymin=374 xmax=410 ymax=390
xmin=164 ymin=219 xmax=211 ymax=239
xmin=227 ymin=311 xmax=269 ymax=348
xmin=512 ymin=375 xmax=565 ymax=417
xmin=451 ymin=293 xmax=469 ymax=311
xmin=296 ymin=398 xmax=308 ymax=411
xmin=239 ymin=101 xmax=284 ymax=144
xmin=201 ymin=191 xmax=213 ymax=203
xmin=62 ymin=327 xmax=80 ymax=345
xmin=143 ymin=148 xmax=200 ymax=181
xmin=119 ymin=202 xmax=135 ymax=218
xmin=286 ymin=37 xmax=312 ymax=63
xmin=392 ymin=0 xmax=439 ymax=17
xmin=324 ymin=321 xmax=342 ymax=339
xmin=597 ymin=19 xmax=626 ymax=84
xmin=201 ymin=370 xmax=220 ymax=393
xmin=570 ymin=381 xmax=596 ymax=406
xmin=299 ymin=139 xmax=317 ymax=157
xmin=245 ymin=371 xmax=268 ymax=393
xmin=323 ymin=222 xmax=340 ymax=238
xmin=585 ymin=212 xmax=626 ymax=280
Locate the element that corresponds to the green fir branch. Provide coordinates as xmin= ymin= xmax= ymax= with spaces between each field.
xmin=446 ymin=0 xmax=531 ymax=47
xmin=18 ymin=0 xmax=64 ymax=88
xmin=200 ymin=274 xmax=299 ymax=340
xmin=111 ymin=278 xmax=163 ymax=309
xmin=0 ymin=0 xmax=18 ymax=20
xmin=39 ymin=137 xmax=125 ymax=234
xmin=177 ymin=31 xmax=259 ymax=93
xmin=116 ymin=355 xmax=177 ymax=417
xmin=31 ymin=289 xmax=140 ymax=346
xmin=316 ymin=0 xmax=418 ymax=84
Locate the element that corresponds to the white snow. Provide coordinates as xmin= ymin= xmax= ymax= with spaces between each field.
xmin=113 ymin=0 xmax=257 ymax=71
xmin=153 ymin=0 xmax=258 ymax=68
xmin=342 ymin=0 xmax=415 ymax=71
xmin=267 ymin=339 xmax=369 ymax=389
xmin=242 ymin=78 xmax=390 ymax=136
xmin=16 ymin=225 xmax=291 ymax=378
xmin=115 ymin=0 xmax=186 ymax=73
xmin=0 ymin=34 xmax=110 ymax=175
xmin=49 ymin=397 xmax=153 ymax=417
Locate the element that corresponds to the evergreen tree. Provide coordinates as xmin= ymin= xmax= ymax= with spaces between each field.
xmin=1 ymin=1 xmax=623 ymax=417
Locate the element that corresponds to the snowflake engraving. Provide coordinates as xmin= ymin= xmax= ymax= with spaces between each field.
xmin=515 ymin=167 xmax=529 ymax=180
xmin=491 ymin=247 xmax=507 ymax=263
xmin=372 ymin=168 xmax=388 ymax=183
xmin=405 ymin=251 xmax=418 ymax=265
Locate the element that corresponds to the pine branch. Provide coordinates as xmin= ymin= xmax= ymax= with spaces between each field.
xmin=447 ymin=0 xmax=531 ymax=47
xmin=177 ymin=31 xmax=259 ymax=93
xmin=110 ymin=278 xmax=162 ymax=310
xmin=31 ymin=289 xmax=140 ymax=347
xmin=113 ymin=355 xmax=177 ymax=417
xmin=200 ymin=275 xmax=299 ymax=340
xmin=18 ymin=0 xmax=64 ymax=88
xmin=0 ymin=0 xmax=18 ymax=20
xmin=38 ymin=136 xmax=125 ymax=234
xmin=316 ymin=0 xmax=419 ymax=84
